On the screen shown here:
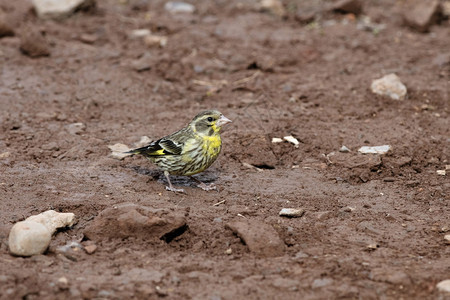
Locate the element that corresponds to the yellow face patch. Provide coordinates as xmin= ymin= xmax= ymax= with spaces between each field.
xmin=211 ymin=122 xmax=219 ymax=133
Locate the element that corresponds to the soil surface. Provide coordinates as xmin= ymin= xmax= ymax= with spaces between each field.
xmin=1 ymin=0 xmax=449 ymax=299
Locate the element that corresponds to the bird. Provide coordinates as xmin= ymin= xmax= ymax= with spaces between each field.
xmin=126 ymin=110 xmax=232 ymax=193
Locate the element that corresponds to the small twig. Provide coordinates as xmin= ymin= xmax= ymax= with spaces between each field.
xmin=232 ymin=71 xmax=261 ymax=86
xmin=213 ymin=200 xmax=226 ymax=206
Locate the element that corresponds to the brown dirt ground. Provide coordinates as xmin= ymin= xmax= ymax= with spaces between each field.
xmin=1 ymin=0 xmax=449 ymax=299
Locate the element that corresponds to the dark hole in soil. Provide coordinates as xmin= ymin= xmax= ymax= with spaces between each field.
xmin=161 ymin=224 xmax=189 ymax=243
xmin=252 ymin=164 xmax=275 ymax=170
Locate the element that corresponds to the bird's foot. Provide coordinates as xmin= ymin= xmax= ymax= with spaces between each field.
xmin=165 ymin=186 xmax=185 ymax=193
xmin=197 ymin=182 xmax=217 ymax=191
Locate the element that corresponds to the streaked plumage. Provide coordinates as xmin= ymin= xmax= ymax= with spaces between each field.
xmin=127 ymin=110 xmax=232 ymax=192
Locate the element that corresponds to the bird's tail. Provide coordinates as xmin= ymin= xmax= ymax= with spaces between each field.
xmin=123 ymin=148 xmax=141 ymax=155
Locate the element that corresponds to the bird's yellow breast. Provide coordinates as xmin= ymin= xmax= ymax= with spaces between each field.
xmin=202 ymin=135 xmax=221 ymax=156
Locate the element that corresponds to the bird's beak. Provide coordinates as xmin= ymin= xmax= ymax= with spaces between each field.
xmin=216 ymin=115 xmax=232 ymax=127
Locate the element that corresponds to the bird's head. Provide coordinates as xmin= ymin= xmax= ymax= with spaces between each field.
xmin=189 ymin=110 xmax=232 ymax=136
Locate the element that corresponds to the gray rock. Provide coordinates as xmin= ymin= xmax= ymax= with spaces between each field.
xmin=32 ymin=0 xmax=96 ymax=20
xmin=371 ymin=74 xmax=406 ymax=100
xmin=8 ymin=221 xmax=51 ymax=256
xmin=403 ymin=0 xmax=442 ymax=32
xmin=226 ymin=219 xmax=284 ymax=257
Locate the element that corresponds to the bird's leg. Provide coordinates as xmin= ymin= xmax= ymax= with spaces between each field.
xmin=191 ymin=176 xmax=217 ymax=191
xmin=164 ymin=171 xmax=185 ymax=193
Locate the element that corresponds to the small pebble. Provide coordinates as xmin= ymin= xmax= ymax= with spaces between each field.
xmin=224 ymin=248 xmax=232 ymax=255
xmin=366 ymin=243 xmax=379 ymax=250
xmin=279 ymin=208 xmax=305 ymax=218
xmin=339 ymin=145 xmax=350 ymax=153
xmin=358 ymin=145 xmax=391 ymax=154
xmin=436 ymin=170 xmax=446 ymax=176
xmin=84 ymin=244 xmax=97 ymax=254
xmin=57 ymin=277 xmax=69 ymax=290
xmin=283 ymin=136 xmax=299 ymax=148
xmin=444 ymin=235 xmax=450 ymax=244
xmin=271 ymin=137 xmax=283 ymax=143
xmin=436 ymin=280 xmax=450 ymax=293
xmin=164 ymin=1 xmax=195 ymax=13
xmin=260 ymin=0 xmax=286 ymax=17
xmin=129 ymin=29 xmax=151 ymax=39
xmin=340 ymin=206 xmax=355 ymax=213
xmin=143 ymin=35 xmax=168 ymax=48
xmin=0 ymin=151 xmax=11 ymax=159
xmin=440 ymin=226 xmax=449 ymax=233
xmin=66 ymin=122 xmax=85 ymax=135
xmin=371 ymin=73 xmax=406 ymax=100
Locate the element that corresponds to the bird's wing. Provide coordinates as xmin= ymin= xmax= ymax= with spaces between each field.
xmin=158 ymin=138 xmax=183 ymax=155
xmin=127 ymin=137 xmax=183 ymax=156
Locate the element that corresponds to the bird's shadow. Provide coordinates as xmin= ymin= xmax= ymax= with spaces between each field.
xmin=126 ymin=166 xmax=218 ymax=187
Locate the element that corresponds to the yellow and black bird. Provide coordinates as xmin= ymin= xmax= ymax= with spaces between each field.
xmin=126 ymin=110 xmax=232 ymax=193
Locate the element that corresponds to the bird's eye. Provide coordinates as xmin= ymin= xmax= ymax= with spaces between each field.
xmin=207 ymin=117 xmax=213 ymax=122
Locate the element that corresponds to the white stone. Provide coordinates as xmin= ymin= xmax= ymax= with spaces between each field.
xmin=261 ymin=0 xmax=286 ymax=17
xmin=9 ymin=221 xmax=51 ymax=256
xmin=32 ymin=0 xmax=94 ymax=19
xmin=108 ymin=143 xmax=132 ymax=160
xmin=143 ymin=35 xmax=168 ymax=48
xmin=164 ymin=2 xmax=195 ymax=13
xmin=444 ymin=235 xmax=450 ymax=244
xmin=339 ymin=145 xmax=351 ymax=152
xmin=436 ymin=170 xmax=446 ymax=176
xmin=271 ymin=137 xmax=283 ymax=143
xmin=129 ymin=29 xmax=151 ymax=39
xmin=358 ymin=145 xmax=391 ymax=154
xmin=283 ymin=136 xmax=299 ymax=147
xmin=437 ymin=280 xmax=450 ymax=293
xmin=26 ymin=210 xmax=75 ymax=234
xmin=0 ymin=151 xmax=11 ymax=159
xmin=279 ymin=208 xmax=305 ymax=218
xmin=371 ymin=73 xmax=407 ymax=100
